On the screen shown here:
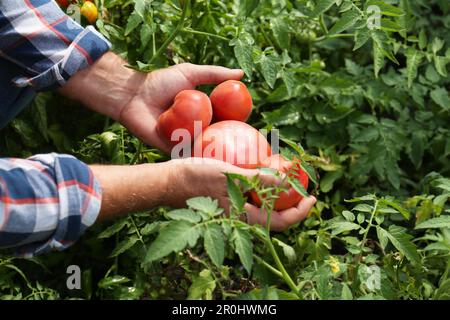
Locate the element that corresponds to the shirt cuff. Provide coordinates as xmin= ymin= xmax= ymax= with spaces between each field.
xmin=14 ymin=153 xmax=102 ymax=257
xmin=12 ymin=26 xmax=111 ymax=92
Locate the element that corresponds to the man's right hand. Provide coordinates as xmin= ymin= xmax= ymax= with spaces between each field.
xmin=91 ymin=158 xmax=316 ymax=231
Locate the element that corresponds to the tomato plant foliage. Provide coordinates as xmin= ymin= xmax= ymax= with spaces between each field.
xmin=0 ymin=0 xmax=449 ymax=300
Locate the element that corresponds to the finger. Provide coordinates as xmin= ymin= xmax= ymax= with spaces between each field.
xmin=244 ymin=196 xmax=317 ymax=231
xmin=120 ymin=103 xmax=173 ymax=154
xmin=269 ymin=196 xmax=317 ymax=231
xmin=177 ymin=64 xmax=244 ymax=86
xmin=233 ymin=167 xmax=286 ymax=188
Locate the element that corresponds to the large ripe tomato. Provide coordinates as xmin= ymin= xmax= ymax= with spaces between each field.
xmin=193 ymin=120 xmax=271 ymax=169
xmin=210 ymin=80 xmax=253 ymax=122
xmin=157 ymin=90 xmax=212 ymax=144
xmin=80 ymin=1 xmax=98 ymax=24
xmin=250 ymin=154 xmax=309 ymax=211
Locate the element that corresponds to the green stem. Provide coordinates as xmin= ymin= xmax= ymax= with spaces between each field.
xmin=361 ymin=199 xmax=378 ymax=248
xmin=148 ymin=1 xmax=190 ymax=65
xmin=129 ymin=215 xmax=146 ymax=248
xmin=266 ymin=237 xmax=302 ymax=298
xmin=182 ymin=28 xmax=229 ymax=41
xmin=319 ymin=14 xmax=328 ymax=34
xmin=253 ymin=254 xmax=283 ymax=278
xmin=315 ymin=33 xmax=355 ymax=42
xmin=130 ymin=140 xmax=143 ymax=165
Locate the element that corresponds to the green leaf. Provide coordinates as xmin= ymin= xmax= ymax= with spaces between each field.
xmin=140 ymin=222 xmax=160 ymax=236
xmin=145 ymin=221 xmax=201 ymax=263
xmin=271 ymin=17 xmax=290 ymax=49
xmin=342 ymin=210 xmax=355 ymax=222
xmin=353 ymin=204 xmax=373 ymax=212
xmin=262 ymin=103 xmax=300 ymax=126
xmin=98 ymin=276 xmax=130 ymax=289
xmin=125 ymin=12 xmax=143 ymax=36
xmin=310 ymin=0 xmax=336 ymax=18
xmin=380 ymin=19 xmax=403 ymax=32
xmin=329 ymin=9 xmax=360 ymax=35
xmin=434 ymin=56 xmax=449 ymax=77
xmin=257 ymin=52 xmax=279 ymax=88
xmin=230 ymin=33 xmax=255 ymax=77
xmin=366 ymin=1 xmax=404 ymax=17
xmin=288 ymin=176 xmax=309 ymax=197
xmin=373 ymin=42 xmax=384 ymax=78
xmin=187 ymin=197 xmax=223 ymax=217
xmin=376 ymin=226 xmax=389 ymax=249
xmin=341 ymin=283 xmax=353 ymax=300
xmin=405 ymin=48 xmax=423 ymax=88
xmin=418 ymin=29 xmax=427 ymax=50
xmin=225 ymin=174 xmax=246 ymax=214
xmin=354 ymin=27 xmax=371 ymax=50
xmin=434 ymin=279 xmax=450 ymax=300
xmin=273 ymin=238 xmax=297 ymax=264
xmin=329 ymin=221 xmax=361 ymax=235
xmin=371 ymin=30 xmax=399 ymax=65
xmin=281 ymin=69 xmax=297 ymax=97
xmin=430 ymin=87 xmax=450 ymax=109
xmin=232 ymin=228 xmax=253 ymax=274
xmin=300 ymin=161 xmax=319 ymax=186
xmin=187 ymin=269 xmax=216 ymax=300
xmin=166 ymin=209 xmax=201 ymax=223
xmin=203 ymin=224 xmax=225 ymax=268
xmin=320 ymin=171 xmax=343 ymax=193
xmin=379 ymin=199 xmax=410 ymax=220
xmin=433 ymin=178 xmax=450 ymax=193
xmin=386 ymin=225 xmax=421 ymax=265
xmin=409 ymin=131 xmax=424 ymax=168
xmin=110 ymin=235 xmax=139 ymax=257
xmin=98 ymin=219 xmax=129 ymax=239
xmin=239 ymin=0 xmax=260 ymax=17
xmin=415 ymin=216 xmax=450 ymax=230
xmin=432 ymin=38 xmax=445 ymax=55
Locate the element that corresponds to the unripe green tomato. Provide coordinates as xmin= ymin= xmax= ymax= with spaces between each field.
xmin=99 ymin=131 xmax=118 ymax=158
xmin=308 ymin=30 xmax=317 ymax=42
xmin=296 ymin=30 xmax=317 ymax=43
xmin=311 ymin=59 xmax=326 ymax=69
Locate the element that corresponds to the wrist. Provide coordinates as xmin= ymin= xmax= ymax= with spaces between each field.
xmin=162 ymin=159 xmax=190 ymax=208
xmin=59 ymin=52 xmax=146 ymax=120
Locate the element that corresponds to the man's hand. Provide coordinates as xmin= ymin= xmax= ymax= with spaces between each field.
xmin=170 ymin=158 xmax=317 ymax=231
xmin=60 ymin=52 xmax=243 ymax=153
xmin=91 ymin=158 xmax=316 ymax=232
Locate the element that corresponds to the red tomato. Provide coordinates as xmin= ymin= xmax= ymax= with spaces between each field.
xmin=250 ymin=154 xmax=309 ymax=211
xmin=193 ymin=120 xmax=271 ymax=169
xmin=210 ymin=80 xmax=253 ymax=122
xmin=56 ymin=0 xmax=70 ymax=7
xmin=157 ymin=90 xmax=212 ymax=144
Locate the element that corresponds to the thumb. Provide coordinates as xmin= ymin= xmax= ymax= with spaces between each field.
xmin=177 ymin=64 xmax=244 ymax=86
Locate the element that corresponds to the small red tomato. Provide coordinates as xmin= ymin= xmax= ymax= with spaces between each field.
xmin=56 ymin=0 xmax=70 ymax=8
xmin=157 ymin=90 xmax=212 ymax=144
xmin=250 ymin=154 xmax=309 ymax=211
xmin=193 ymin=120 xmax=271 ymax=169
xmin=210 ymin=80 xmax=253 ymax=122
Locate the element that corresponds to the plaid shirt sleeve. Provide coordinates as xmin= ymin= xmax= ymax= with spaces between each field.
xmin=0 ymin=153 xmax=102 ymax=257
xmin=0 ymin=0 xmax=111 ymax=91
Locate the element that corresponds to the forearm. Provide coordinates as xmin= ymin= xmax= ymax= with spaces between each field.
xmin=58 ymin=52 xmax=145 ymax=121
xmin=90 ymin=162 xmax=175 ymax=220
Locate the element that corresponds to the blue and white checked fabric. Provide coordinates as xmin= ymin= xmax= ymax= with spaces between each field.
xmin=0 ymin=0 xmax=110 ymax=256
xmin=0 ymin=0 xmax=111 ymax=128
xmin=0 ymin=154 xmax=102 ymax=257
